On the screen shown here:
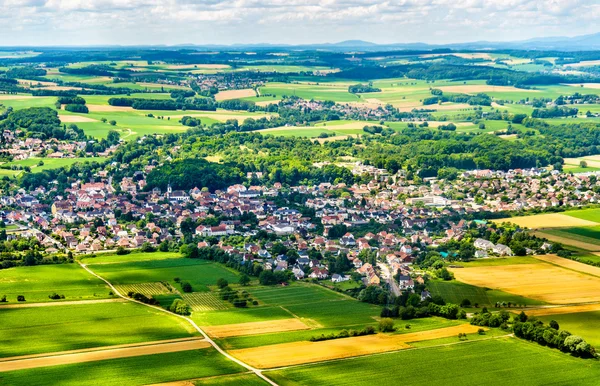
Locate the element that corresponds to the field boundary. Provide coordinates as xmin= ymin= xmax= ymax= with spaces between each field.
xmin=78 ymin=262 xmax=278 ymax=386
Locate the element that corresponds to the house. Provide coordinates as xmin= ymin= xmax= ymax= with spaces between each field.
xmin=474 ymin=238 xmax=495 ymax=250
xmin=475 ymin=250 xmax=488 ymax=258
xmin=398 ymin=275 xmax=414 ymax=290
xmin=331 ymin=274 xmax=350 ymax=283
xmin=493 ymin=244 xmax=513 ymax=256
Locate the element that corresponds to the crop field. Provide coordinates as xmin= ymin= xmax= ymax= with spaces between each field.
xmin=89 ymin=259 xmax=239 ymax=292
xmin=215 ymin=88 xmax=257 ymax=101
xmin=202 ymin=318 xmax=310 ymax=338
xmin=217 ymin=316 xmax=461 ymax=350
xmin=427 ymin=280 xmax=544 ymax=307
xmin=259 ymin=82 xmax=360 ymax=103
xmin=518 ymin=303 xmax=600 ymax=317
xmin=0 ymin=346 xmax=244 ymax=386
xmin=536 ymin=227 xmax=600 ymax=251
xmin=230 ymin=324 xmax=482 ymax=369
xmin=450 ymin=260 xmax=600 ymax=304
xmin=0 ymin=302 xmax=196 ymax=358
xmin=80 ymin=251 xmax=181 ymax=264
xmin=194 ymin=373 xmax=268 ymax=385
xmin=493 ymin=213 xmax=599 ymax=229
xmin=0 ymin=264 xmax=110 ymax=303
xmin=114 ymin=282 xmax=172 ymax=296
xmin=183 ymin=292 xmax=229 ymax=312
xmin=265 ymin=337 xmax=600 ymax=386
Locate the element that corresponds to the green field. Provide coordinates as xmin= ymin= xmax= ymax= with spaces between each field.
xmin=538 ymin=311 xmax=600 ymax=347
xmin=0 ymin=347 xmax=243 ymax=386
xmin=428 ymin=280 xmax=544 ymax=307
xmin=259 ymin=82 xmax=360 ymax=102
xmin=564 ymin=208 xmax=600 ymax=223
xmin=266 ymin=338 xmax=600 ymax=385
xmin=89 ymin=259 xmax=239 ymax=292
xmin=4 ymin=157 xmax=106 ymax=172
xmin=0 ymin=302 xmax=196 ymax=357
xmin=0 ymin=264 xmax=110 ymax=303
xmin=80 ymin=251 xmax=181 ymax=264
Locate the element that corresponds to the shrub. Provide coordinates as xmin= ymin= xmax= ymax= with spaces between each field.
xmin=0 ymin=295 xmax=6 ymax=302
xmin=216 ymin=278 xmax=229 ymax=289
xmin=169 ymin=299 xmax=191 ymax=315
xmin=379 ymin=318 xmax=395 ymax=332
xmin=17 ymin=295 xmax=25 ymax=302
xmin=48 ymin=293 xmax=65 ymax=300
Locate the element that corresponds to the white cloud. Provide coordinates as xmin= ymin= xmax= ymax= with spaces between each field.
xmin=0 ymin=0 xmax=597 ymax=45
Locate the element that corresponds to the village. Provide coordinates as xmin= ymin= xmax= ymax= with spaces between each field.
xmin=2 ymin=155 xmax=593 ymax=292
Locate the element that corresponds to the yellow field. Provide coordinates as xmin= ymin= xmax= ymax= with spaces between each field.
xmin=58 ymin=115 xmax=99 ymax=123
xmin=230 ymin=324 xmax=482 ymax=369
xmin=518 ymin=304 xmax=600 ymax=317
xmin=451 ymin=262 xmax=600 ymax=304
xmin=214 ymin=89 xmax=256 ymax=101
xmin=202 ymin=318 xmax=310 ymax=338
xmin=493 ymin=213 xmax=599 ymax=229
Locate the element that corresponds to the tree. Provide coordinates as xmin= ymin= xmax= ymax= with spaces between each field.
xmin=17 ymin=295 xmax=25 ymax=302
xmin=181 ymin=282 xmax=193 ymax=293
xmin=239 ymin=274 xmax=250 ymax=286
xmin=549 ymin=320 xmax=560 ymax=330
xmin=580 ymin=160 xmax=588 ymax=168
xmin=216 ymin=278 xmax=229 ymax=289
xmin=379 ymin=318 xmax=395 ymax=332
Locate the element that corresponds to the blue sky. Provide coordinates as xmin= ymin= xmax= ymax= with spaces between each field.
xmin=1 ymin=0 xmax=599 ymax=46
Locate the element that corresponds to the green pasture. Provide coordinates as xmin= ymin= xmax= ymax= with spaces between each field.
xmin=80 ymin=251 xmax=182 ymax=264
xmin=564 ymin=208 xmax=600 ymax=223
xmin=266 ymin=337 xmax=600 ymax=385
xmin=89 ymin=259 xmax=239 ymax=293
xmin=428 ymin=280 xmax=544 ymax=307
xmin=0 ymin=302 xmax=196 ymax=357
xmin=538 ymin=311 xmax=600 ymax=347
xmin=0 ymin=347 xmax=243 ymax=386
xmin=0 ymin=264 xmax=110 ymax=303
xmin=5 ymin=157 xmax=106 ymax=172
xmin=259 ymin=82 xmax=360 ymax=102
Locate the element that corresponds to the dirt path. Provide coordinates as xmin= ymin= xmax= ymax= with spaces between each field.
xmin=0 ymin=338 xmax=209 ymax=372
xmin=79 ymin=263 xmax=278 ymax=386
xmin=0 ymin=298 xmax=125 ymax=309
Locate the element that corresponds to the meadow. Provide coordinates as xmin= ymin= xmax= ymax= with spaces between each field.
xmin=88 ymin=258 xmax=239 ymax=292
xmin=0 ymin=302 xmax=196 ymax=357
xmin=0 ymin=264 xmax=110 ymax=303
xmin=538 ymin=311 xmax=600 ymax=347
xmin=79 ymin=251 xmax=182 ymax=264
xmin=427 ymin=279 xmax=544 ymax=307
xmin=0 ymin=347 xmax=244 ymax=386
xmin=4 ymin=157 xmax=107 ymax=172
xmin=265 ymin=337 xmax=600 ymax=385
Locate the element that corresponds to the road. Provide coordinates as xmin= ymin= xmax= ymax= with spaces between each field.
xmin=378 ymin=262 xmax=401 ymax=297
xmin=79 ymin=262 xmax=279 ymax=386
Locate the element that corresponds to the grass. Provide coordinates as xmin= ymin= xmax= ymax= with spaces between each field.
xmin=454 ymin=256 xmax=540 ymax=267
xmin=89 ymin=259 xmax=239 ymax=293
xmin=0 ymin=347 xmax=244 ymax=386
xmin=564 ymin=208 xmax=600 ymax=223
xmin=0 ymin=264 xmax=110 ymax=303
xmin=428 ymin=280 xmax=544 ymax=307
xmin=266 ymin=337 xmax=600 ymax=385
xmin=4 ymin=157 xmax=106 ymax=172
xmin=537 ymin=311 xmax=600 ymax=347
xmin=0 ymin=302 xmax=197 ymax=357
xmin=81 ymin=251 xmax=181 ymax=264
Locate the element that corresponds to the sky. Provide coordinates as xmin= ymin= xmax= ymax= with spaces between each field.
xmin=1 ymin=0 xmax=600 ymax=46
